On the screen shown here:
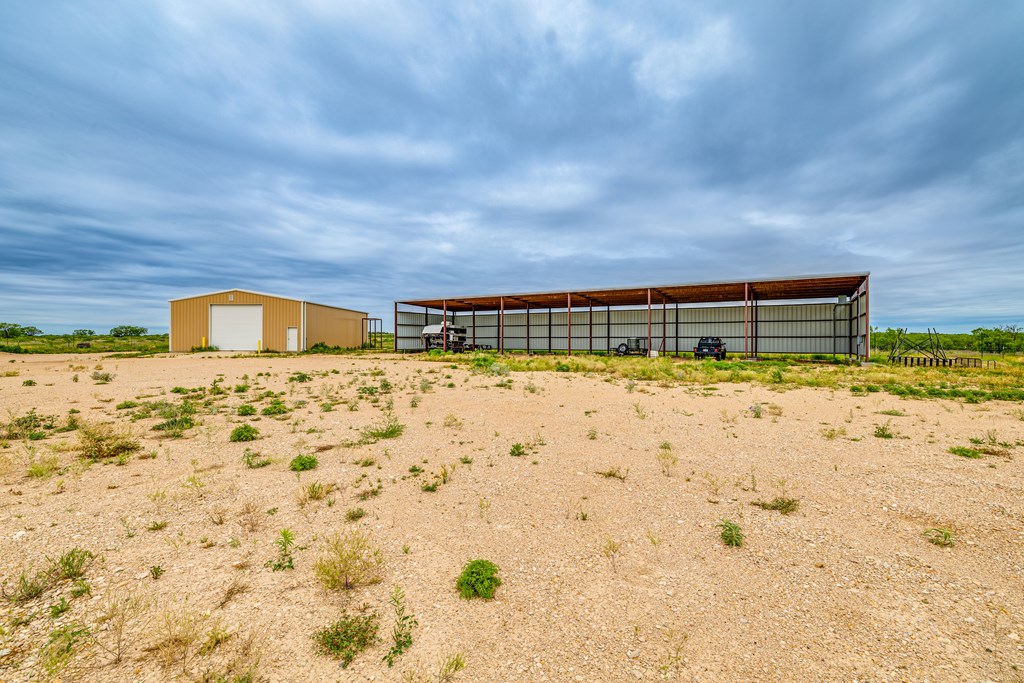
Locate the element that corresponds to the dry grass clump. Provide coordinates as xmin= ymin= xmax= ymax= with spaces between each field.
xmin=314 ymin=529 xmax=386 ymax=591
xmin=93 ymin=589 xmax=153 ymax=664
xmin=76 ymin=421 xmax=141 ymax=461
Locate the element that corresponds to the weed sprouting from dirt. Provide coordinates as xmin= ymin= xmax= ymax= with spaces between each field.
xmin=383 ymin=584 xmax=417 ymax=667
xmin=874 ymin=422 xmax=895 ymax=439
xmin=949 ymin=446 xmax=982 ymax=459
xmin=596 ymin=466 xmax=629 ymax=481
xmin=313 ymin=611 xmax=379 ymax=668
xmin=656 ymin=443 xmax=678 ymax=476
xmin=77 ymin=422 xmax=141 ymax=461
xmin=751 ymin=497 xmax=800 ymax=515
xmin=314 ymin=530 xmax=386 ymax=591
xmin=924 ymin=527 xmax=956 ymax=547
xmin=229 ymin=425 xmax=259 ymax=442
xmin=601 ymin=538 xmax=622 ymax=572
xmin=718 ymin=519 xmax=744 ymax=547
xmin=289 ymin=454 xmax=318 ymax=471
xmin=455 ymin=559 xmax=501 ymax=599
xmin=242 ymin=448 xmax=271 ymax=468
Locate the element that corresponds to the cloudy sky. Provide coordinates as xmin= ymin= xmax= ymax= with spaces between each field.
xmin=1 ymin=1 xmax=1022 ymax=334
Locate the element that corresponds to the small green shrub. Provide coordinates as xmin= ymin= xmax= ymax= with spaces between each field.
xmin=874 ymin=423 xmax=894 ymax=439
xmin=289 ymin=372 xmax=312 ymax=383
xmin=230 ymin=425 xmax=259 ymax=442
xmin=751 ymin=497 xmax=800 ymax=515
xmin=268 ymin=529 xmax=295 ymax=571
xmin=9 ymin=571 xmax=50 ymax=602
xmin=261 ymin=400 xmax=290 ymax=416
xmin=77 ymin=422 xmax=141 ymax=461
xmin=22 ymin=379 xmax=37 ymax=386
xmin=509 ymin=443 xmax=525 ymax=457
xmin=237 ymin=404 xmax=256 ymax=416
xmin=718 ymin=519 xmax=744 ymax=547
xmin=383 ymin=585 xmax=417 ymax=667
xmin=48 ymin=548 xmax=94 ymax=581
xmin=242 ymin=448 xmax=271 ymax=469
xmin=49 ymin=597 xmax=71 ymax=618
xmin=289 ymin=454 xmax=318 ymax=472
xmin=924 ymin=527 xmax=956 ymax=547
xmin=596 ymin=466 xmax=629 ymax=481
xmin=455 ymin=559 xmax=501 ymax=600
xmin=313 ymin=612 xmax=379 ymax=668
xmin=361 ymin=416 xmax=405 ymax=441
xmin=314 ymin=530 xmax=386 ymax=591
xmin=346 ymin=507 xmax=367 ymax=522
xmin=949 ymin=446 xmax=982 ymax=459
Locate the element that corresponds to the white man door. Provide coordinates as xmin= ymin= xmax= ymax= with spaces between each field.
xmin=286 ymin=327 xmax=299 ymax=352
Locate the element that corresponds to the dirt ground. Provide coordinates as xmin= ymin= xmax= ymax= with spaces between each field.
xmin=1 ymin=352 xmax=1022 ymax=682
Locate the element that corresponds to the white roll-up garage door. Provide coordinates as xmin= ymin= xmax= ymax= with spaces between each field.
xmin=210 ymin=305 xmax=263 ymax=351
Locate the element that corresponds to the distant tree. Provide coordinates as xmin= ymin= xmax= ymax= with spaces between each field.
xmin=0 ymin=323 xmax=23 ymax=340
xmin=73 ymin=329 xmax=95 ymax=338
xmin=110 ymin=325 xmax=148 ymax=345
xmin=20 ymin=326 xmax=43 ymax=337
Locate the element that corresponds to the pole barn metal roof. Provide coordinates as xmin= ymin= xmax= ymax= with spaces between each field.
xmin=397 ymin=272 xmax=869 ymax=312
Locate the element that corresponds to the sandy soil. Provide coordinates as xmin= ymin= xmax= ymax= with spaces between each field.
xmin=0 ymin=352 xmax=1022 ymax=683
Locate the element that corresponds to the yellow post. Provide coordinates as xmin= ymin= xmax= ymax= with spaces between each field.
xmin=257 ymin=339 xmax=261 ymax=355
xmin=202 ymin=336 xmax=206 ymax=349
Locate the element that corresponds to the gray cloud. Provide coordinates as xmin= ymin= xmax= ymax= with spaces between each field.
xmin=1 ymin=0 xmax=1022 ymax=334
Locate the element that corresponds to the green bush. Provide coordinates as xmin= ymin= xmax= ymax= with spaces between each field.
xmin=313 ymin=612 xmax=379 ymax=668
xmin=289 ymin=454 xmax=318 ymax=472
xmin=237 ymin=404 xmax=256 ymax=416
xmin=261 ymin=400 xmax=290 ymax=416
xmin=455 ymin=559 xmax=501 ymax=600
xmin=718 ymin=519 xmax=744 ymax=547
xmin=229 ymin=425 xmax=259 ymax=442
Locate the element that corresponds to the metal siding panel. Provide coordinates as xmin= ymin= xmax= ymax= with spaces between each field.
xmin=306 ymin=304 xmax=367 ymax=349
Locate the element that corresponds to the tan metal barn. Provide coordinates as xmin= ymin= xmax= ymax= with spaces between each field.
xmin=169 ymin=289 xmax=367 ymax=352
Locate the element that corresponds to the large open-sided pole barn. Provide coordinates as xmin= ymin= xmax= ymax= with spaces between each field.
xmin=394 ymin=273 xmax=870 ymax=359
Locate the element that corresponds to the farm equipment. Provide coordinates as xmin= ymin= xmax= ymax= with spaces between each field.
xmin=421 ymin=324 xmax=468 ymax=352
xmin=613 ymin=338 xmax=648 ymax=356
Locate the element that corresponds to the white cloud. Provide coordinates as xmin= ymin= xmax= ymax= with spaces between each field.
xmin=476 ymin=163 xmax=603 ymax=211
xmin=632 ymin=18 xmax=742 ymax=100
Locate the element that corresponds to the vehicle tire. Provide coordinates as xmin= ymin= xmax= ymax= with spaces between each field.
xmin=616 ymin=343 xmax=628 ymax=356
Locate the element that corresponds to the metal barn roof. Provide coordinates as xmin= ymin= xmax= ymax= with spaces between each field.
xmin=397 ymin=272 xmax=869 ymax=312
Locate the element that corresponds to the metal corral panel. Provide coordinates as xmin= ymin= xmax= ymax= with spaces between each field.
xmin=170 ymin=290 xmax=301 ymax=352
xmin=305 ymin=303 xmax=367 ymax=349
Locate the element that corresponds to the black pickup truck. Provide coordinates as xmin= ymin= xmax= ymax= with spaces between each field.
xmin=694 ymin=336 xmax=726 ymax=360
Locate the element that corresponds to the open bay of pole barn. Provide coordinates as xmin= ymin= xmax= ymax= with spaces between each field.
xmin=1 ymin=351 xmax=1022 ymax=682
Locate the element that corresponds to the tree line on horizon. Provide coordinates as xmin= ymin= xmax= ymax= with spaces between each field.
xmin=0 ymin=323 xmax=153 ymax=341
xmin=870 ymin=325 xmax=1023 ymax=354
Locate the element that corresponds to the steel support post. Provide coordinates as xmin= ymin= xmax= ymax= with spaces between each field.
xmin=567 ymin=293 xmax=572 ymax=356
xmin=442 ymin=300 xmax=447 ymax=352
xmin=646 ymin=289 xmax=652 ymax=356
xmin=865 ymin=276 xmax=870 ymax=360
xmin=499 ymin=297 xmax=504 ymax=354
xmin=674 ymin=303 xmax=679 ymax=357
xmin=662 ymin=299 xmax=666 ymax=354
xmin=744 ymin=283 xmax=749 ymax=358
xmin=526 ymin=303 xmax=531 ymax=354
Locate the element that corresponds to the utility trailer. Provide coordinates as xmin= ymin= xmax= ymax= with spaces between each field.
xmin=421 ymin=324 xmax=494 ymax=352
xmin=613 ymin=338 xmax=649 ymax=356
